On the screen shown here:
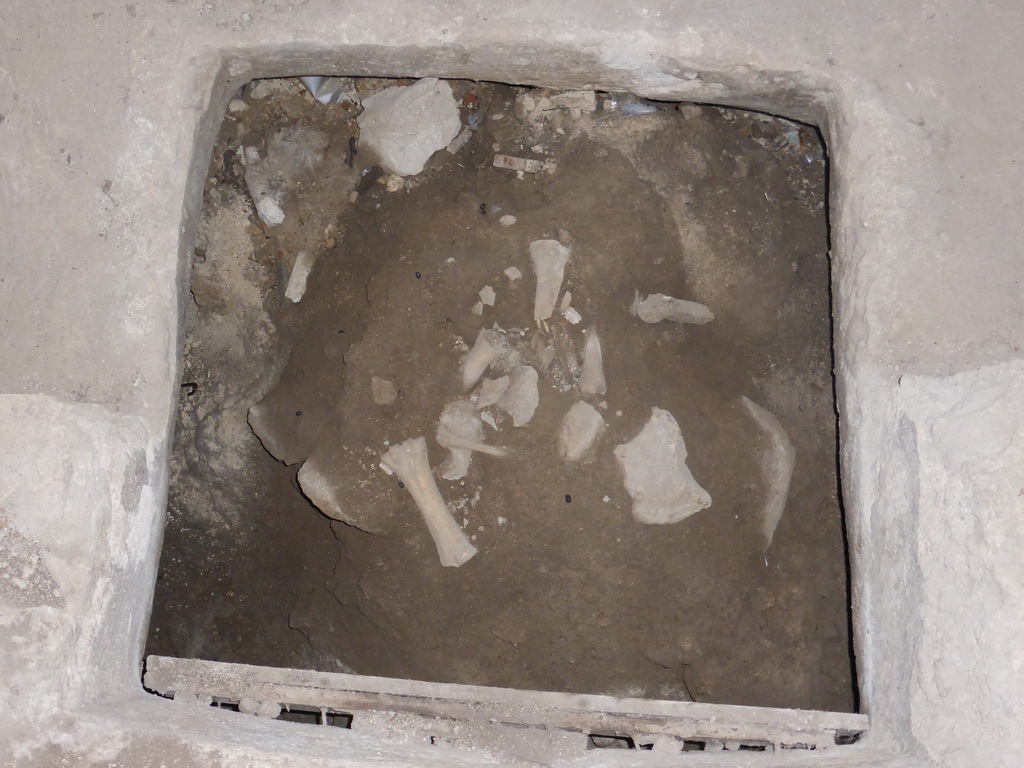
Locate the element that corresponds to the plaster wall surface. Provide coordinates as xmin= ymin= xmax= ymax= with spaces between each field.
xmin=0 ymin=1 xmax=1022 ymax=765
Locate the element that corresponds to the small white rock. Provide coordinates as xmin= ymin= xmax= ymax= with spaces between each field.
xmin=564 ymin=307 xmax=582 ymax=325
xmin=504 ymin=266 xmax=523 ymax=282
xmin=472 ymin=301 xmax=484 ymax=316
xmin=228 ymin=99 xmax=248 ymax=113
xmin=499 ymin=215 xmax=517 ymax=227
xmin=256 ymin=196 xmax=285 ymax=226
xmin=479 ymin=285 xmax=496 ymax=306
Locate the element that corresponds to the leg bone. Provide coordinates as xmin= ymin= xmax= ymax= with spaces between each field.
xmin=381 ymin=437 xmax=478 ymax=567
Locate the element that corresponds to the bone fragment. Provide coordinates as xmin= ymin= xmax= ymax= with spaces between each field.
xmin=284 ymin=251 xmax=315 ymax=303
xmin=462 ymin=329 xmax=502 ymax=390
xmin=614 ymin=407 xmax=712 ymax=524
xmin=504 ymin=266 xmax=522 ymax=282
xmin=560 ymin=291 xmax=573 ymax=313
xmin=497 ymin=365 xmax=539 ymax=427
xmin=633 ymin=291 xmax=715 ymax=325
xmin=479 ymin=285 xmax=496 ymax=306
xmin=436 ymin=401 xmax=508 ymax=480
xmin=381 ymin=437 xmax=478 ymax=567
xmin=371 ymin=377 xmax=397 ymax=405
xmin=558 ymin=402 xmax=606 ymax=462
xmin=740 ymin=396 xmax=796 ymax=551
xmin=530 ymin=240 xmax=571 ymax=323
xmin=579 ymin=327 xmax=606 ymax=396
xmin=476 ymin=376 xmax=510 ymax=409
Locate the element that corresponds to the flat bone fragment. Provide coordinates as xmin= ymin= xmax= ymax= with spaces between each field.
xmin=504 ymin=266 xmax=522 ymax=282
xmin=614 ymin=407 xmax=712 ymax=524
xmin=530 ymin=240 xmax=571 ymax=323
xmin=497 ymin=365 xmax=540 ymax=427
xmin=381 ymin=437 xmax=478 ymax=567
xmin=462 ymin=329 xmax=502 ymax=390
xmin=634 ymin=292 xmax=715 ymax=325
xmin=740 ymin=396 xmax=796 ymax=551
xmin=560 ymin=291 xmax=573 ymax=313
xmin=476 ymin=376 xmax=510 ymax=409
xmin=579 ymin=328 xmax=606 ymax=396
xmin=297 ymin=455 xmax=384 ymax=533
xmin=371 ymin=377 xmax=397 ymax=405
xmin=436 ymin=401 xmax=507 ymax=480
xmin=479 ymin=285 xmax=496 ymax=306
xmin=558 ymin=401 xmax=606 ymax=462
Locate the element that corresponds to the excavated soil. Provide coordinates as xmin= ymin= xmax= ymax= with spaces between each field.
xmin=146 ymin=77 xmax=855 ymax=712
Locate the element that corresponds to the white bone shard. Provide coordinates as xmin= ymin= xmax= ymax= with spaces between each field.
xmin=476 ymin=376 xmax=510 ymax=409
xmin=740 ymin=396 xmax=796 ymax=551
xmin=497 ymin=365 xmax=539 ymax=427
xmin=558 ymin=402 xmax=606 ymax=462
xmin=579 ymin=327 xmax=606 ymax=396
xmin=462 ymin=329 xmax=502 ymax=390
xmin=560 ymin=291 xmax=573 ymax=313
xmin=436 ymin=401 xmax=508 ymax=480
xmin=633 ymin=292 xmax=715 ymax=325
xmin=284 ymin=251 xmax=315 ymax=303
xmin=614 ymin=407 xmax=712 ymax=524
xmin=504 ymin=266 xmax=522 ymax=282
xmin=381 ymin=437 xmax=478 ymax=567
xmin=530 ymin=240 xmax=571 ymax=323
xmin=479 ymin=285 xmax=496 ymax=306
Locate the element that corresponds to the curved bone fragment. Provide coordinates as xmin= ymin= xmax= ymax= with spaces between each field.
xmin=558 ymin=401 xmax=606 ymax=462
xmin=436 ymin=400 xmax=508 ymax=480
xmin=579 ymin=327 xmax=606 ymax=396
xmin=476 ymin=376 xmax=510 ymax=409
xmin=740 ymin=396 xmax=796 ymax=551
xmin=462 ymin=329 xmax=503 ymax=390
xmin=530 ymin=240 xmax=571 ymax=323
xmin=381 ymin=437 xmax=478 ymax=567
xmin=497 ymin=365 xmax=539 ymax=427
xmin=633 ymin=292 xmax=715 ymax=326
xmin=614 ymin=407 xmax=712 ymax=524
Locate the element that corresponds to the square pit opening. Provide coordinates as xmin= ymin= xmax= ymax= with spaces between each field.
xmin=144 ymin=72 xmax=863 ymax=757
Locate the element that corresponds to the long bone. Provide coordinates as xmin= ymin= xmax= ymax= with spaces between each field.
xmin=381 ymin=437 xmax=478 ymax=567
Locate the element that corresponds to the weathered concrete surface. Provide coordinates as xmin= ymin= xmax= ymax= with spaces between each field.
xmin=1 ymin=0 xmax=1023 ymax=765
xmin=901 ymin=361 xmax=1024 ymax=767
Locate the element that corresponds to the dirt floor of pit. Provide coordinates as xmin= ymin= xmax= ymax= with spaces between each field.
xmin=146 ymin=77 xmax=855 ymax=713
